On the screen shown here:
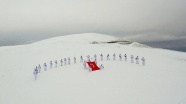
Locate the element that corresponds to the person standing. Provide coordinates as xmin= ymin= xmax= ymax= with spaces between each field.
xmin=80 ymin=56 xmax=83 ymax=63
xmin=64 ymin=58 xmax=67 ymax=65
xmin=55 ymin=60 xmax=58 ymax=68
xmin=38 ymin=64 xmax=41 ymax=73
xmin=95 ymin=58 xmax=97 ymax=64
xmin=94 ymin=54 xmax=97 ymax=60
xmin=141 ymin=57 xmax=145 ymax=66
xmin=68 ymin=57 xmax=71 ymax=65
xmin=113 ymin=53 xmax=116 ymax=60
xmin=60 ymin=59 xmax=63 ymax=66
xmin=35 ymin=66 xmax=38 ymax=74
xmin=83 ymin=61 xmax=87 ymax=69
xmin=136 ymin=56 xmax=139 ymax=64
xmin=100 ymin=54 xmax=103 ymax=61
xmin=33 ymin=70 xmax=37 ymax=80
xmin=50 ymin=61 xmax=53 ymax=68
xmin=107 ymin=54 xmax=110 ymax=60
xmin=87 ymin=55 xmax=90 ymax=61
xmin=43 ymin=63 xmax=47 ymax=71
xmin=131 ymin=55 xmax=134 ymax=63
xmin=99 ymin=64 xmax=104 ymax=69
xmin=74 ymin=57 xmax=76 ymax=63
xmin=124 ymin=54 xmax=127 ymax=61
xmin=119 ymin=54 xmax=122 ymax=61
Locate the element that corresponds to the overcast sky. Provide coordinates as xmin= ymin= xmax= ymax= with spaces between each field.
xmin=0 ymin=0 xmax=186 ymax=47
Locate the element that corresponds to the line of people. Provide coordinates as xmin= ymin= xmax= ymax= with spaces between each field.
xmin=100 ymin=53 xmax=145 ymax=65
xmin=33 ymin=57 xmax=77 ymax=80
xmin=33 ymin=53 xmax=146 ymax=80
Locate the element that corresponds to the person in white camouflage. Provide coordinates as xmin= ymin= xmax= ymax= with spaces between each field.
xmin=87 ymin=55 xmax=90 ymax=61
xmin=38 ymin=64 xmax=41 ymax=73
xmin=43 ymin=63 xmax=47 ymax=71
xmin=55 ymin=60 xmax=58 ymax=68
xmin=94 ymin=54 xmax=97 ymax=60
xmin=131 ymin=55 xmax=134 ymax=63
xmin=107 ymin=54 xmax=110 ymax=60
xmin=80 ymin=56 xmax=83 ymax=63
xmin=74 ymin=57 xmax=76 ymax=63
xmin=64 ymin=58 xmax=67 ymax=65
xmin=113 ymin=53 xmax=116 ymax=60
xmin=83 ymin=61 xmax=87 ymax=69
xmin=135 ymin=56 xmax=139 ymax=64
xmin=60 ymin=59 xmax=63 ymax=66
xmin=124 ymin=54 xmax=127 ymax=61
xmin=141 ymin=57 xmax=145 ymax=66
xmin=119 ymin=54 xmax=122 ymax=61
xmin=68 ymin=57 xmax=71 ymax=65
xmin=50 ymin=61 xmax=53 ymax=68
xmin=99 ymin=64 xmax=104 ymax=69
xmin=33 ymin=70 xmax=37 ymax=80
xmin=100 ymin=54 xmax=103 ymax=61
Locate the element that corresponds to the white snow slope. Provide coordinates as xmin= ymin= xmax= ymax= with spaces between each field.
xmin=0 ymin=33 xmax=186 ymax=104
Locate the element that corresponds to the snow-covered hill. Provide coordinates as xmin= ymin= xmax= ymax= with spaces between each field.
xmin=0 ymin=33 xmax=186 ymax=104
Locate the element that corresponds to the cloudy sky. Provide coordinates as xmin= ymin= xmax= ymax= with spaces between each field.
xmin=0 ymin=0 xmax=186 ymax=49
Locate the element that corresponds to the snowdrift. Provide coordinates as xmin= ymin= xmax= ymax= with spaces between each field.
xmin=0 ymin=33 xmax=186 ymax=104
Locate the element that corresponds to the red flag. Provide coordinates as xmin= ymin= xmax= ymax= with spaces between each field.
xmin=87 ymin=62 xmax=100 ymax=71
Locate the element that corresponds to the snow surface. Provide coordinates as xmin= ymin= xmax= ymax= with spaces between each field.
xmin=0 ymin=33 xmax=186 ymax=104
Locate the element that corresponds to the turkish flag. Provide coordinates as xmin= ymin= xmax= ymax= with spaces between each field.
xmin=87 ymin=62 xmax=100 ymax=71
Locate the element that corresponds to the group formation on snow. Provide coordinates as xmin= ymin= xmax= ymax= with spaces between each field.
xmin=33 ymin=53 xmax=146 ymax=80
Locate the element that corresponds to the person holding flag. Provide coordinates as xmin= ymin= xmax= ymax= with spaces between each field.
xmin=95 ymin=58 xmax=97 ymax=64
xmin=83 ymin=61 xmax=87 ymax=69
xmin=87 ymin=55 xmax=90 ymax=61
xmin=94 ymin=54 xmax=97 ymax=60
xmin=99 ymin=64 xmax=104 ymax=69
